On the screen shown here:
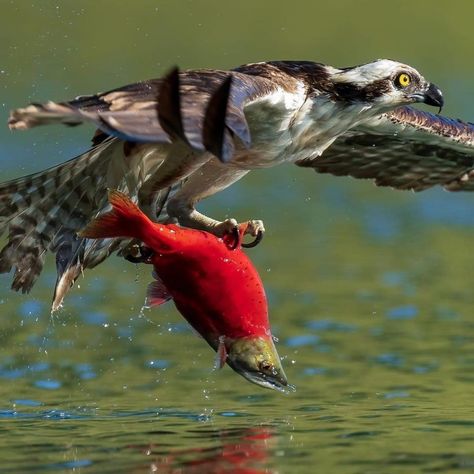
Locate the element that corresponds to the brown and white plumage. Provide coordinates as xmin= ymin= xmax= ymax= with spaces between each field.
xmin=297 ymin=106 xmax=474 ymax=191
xmin=1 ymin=59 xmax=472 ymax=308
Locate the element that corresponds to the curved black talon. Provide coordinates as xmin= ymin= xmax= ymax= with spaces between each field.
xmin=124 ymin=245 xmax=154 ymax=263
xmin=242 ymin=230 xmax=263 ymax=248
xmin=140 ymin=246 xmax=154 ymax=259
xmin=229 ymin=226 xmax=240 ymax=250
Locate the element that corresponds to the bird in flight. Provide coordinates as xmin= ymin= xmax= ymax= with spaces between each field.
xmin=1 ymin=59 xmax=473 ymax=309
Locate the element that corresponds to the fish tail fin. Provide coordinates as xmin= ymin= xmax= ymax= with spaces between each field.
xmin=78 ymin=189 xmax=152 ymax=241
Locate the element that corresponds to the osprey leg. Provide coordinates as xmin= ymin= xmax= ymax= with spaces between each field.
xmin=165 ymin=159 xmax=265 ymax=244
xmin=137 ymin=141 xmax=209 ymax=218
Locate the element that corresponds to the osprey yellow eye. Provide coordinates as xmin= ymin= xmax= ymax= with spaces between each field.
xmin=396 ymin=73 xmax=411 ymax=88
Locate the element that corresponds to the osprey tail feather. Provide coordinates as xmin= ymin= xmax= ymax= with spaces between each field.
xmin=0 ymin=140 xmax=115 ymax=293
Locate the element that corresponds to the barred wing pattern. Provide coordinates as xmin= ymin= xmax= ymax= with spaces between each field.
xmin=296 ymin=107 xmax=474 ymax=191
xmin=0 ymin=137 xmax=183 ymax=309
xmin=0 ymin=140 xmax=112 ymax=293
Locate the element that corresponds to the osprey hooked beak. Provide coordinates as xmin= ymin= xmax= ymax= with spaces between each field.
xmin=223 ymin=336 xmax=291 ymax=393
xmin=412 ymin=82 xmax=444 ymax=113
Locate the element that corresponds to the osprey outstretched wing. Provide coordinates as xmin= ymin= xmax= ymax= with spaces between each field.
xmin=9 ymin=66 xmax=282 ymax=160
xmin=0 ymin=59 xmax=472 ymax=309
xmin=297 ymin=106 xmax=474 ymax=191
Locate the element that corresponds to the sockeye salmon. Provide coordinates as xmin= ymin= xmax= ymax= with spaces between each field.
xmin=79 ymin=190 xmax=289 ymax=392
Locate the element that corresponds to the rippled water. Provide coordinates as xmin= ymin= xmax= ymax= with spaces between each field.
xmin=2 ymin=176 xmax=474 ymax=472
xmin=1 ymin=1 xmax=474 ymax=473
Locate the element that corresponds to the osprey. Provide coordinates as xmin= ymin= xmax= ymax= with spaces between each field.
xmin=2 ymin=59 xmax=473 ymax=309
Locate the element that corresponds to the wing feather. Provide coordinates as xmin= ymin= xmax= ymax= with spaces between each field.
xmin=296 ymin=106 xmax=474 ymax=192
xmin=8 ymin=68 xmax=277 ymax=159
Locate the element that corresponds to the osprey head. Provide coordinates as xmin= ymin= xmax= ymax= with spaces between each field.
xmin=331 ymin=59 xmax=444 ymax=112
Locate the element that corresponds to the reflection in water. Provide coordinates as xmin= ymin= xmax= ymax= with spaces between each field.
xmin=128 ymin=426 xmax=276 ymax=474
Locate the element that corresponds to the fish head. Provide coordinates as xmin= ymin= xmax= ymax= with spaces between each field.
xmin=224 ymin=336 xmax=290 ymax=393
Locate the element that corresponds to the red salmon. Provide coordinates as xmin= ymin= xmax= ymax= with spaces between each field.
xmin=79 ymin=190 xmax=288 ymax=391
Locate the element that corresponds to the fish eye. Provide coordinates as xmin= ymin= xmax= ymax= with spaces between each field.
xmin=395 ymin=72 xmax=411 ymax=88
xmin=259 ymin=360 xmax=273 ymax=373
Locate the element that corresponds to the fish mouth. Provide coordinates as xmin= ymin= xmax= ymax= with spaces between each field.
xmin=224 ymin=336 xmax=293 ymax=393
xmin=232 ymin=366 xmax=292 ymax=393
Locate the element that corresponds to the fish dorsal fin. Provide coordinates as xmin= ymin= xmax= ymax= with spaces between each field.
xmin=144 ymin=272 xmax=172 ymax=308
xmin=214 ymin=335 xmax=228 ymax=369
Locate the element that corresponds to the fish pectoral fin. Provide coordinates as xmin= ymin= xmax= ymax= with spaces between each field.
xmin=144 ymin=275 xmax=172 ymax=308
xmin=214 ymin=336 xmax=228 ymax=369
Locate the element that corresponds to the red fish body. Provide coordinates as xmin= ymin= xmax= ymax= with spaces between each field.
xmin=147 ymin=227 xmax=269 ymax=340
xmin=79 ymin=190 xmax=288 ymax=391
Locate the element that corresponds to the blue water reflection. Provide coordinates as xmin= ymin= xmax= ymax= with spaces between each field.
xmin=34 ymin=379 xmax=62 ymax=390
xmin=386 ymin=305 xmax=419 ymax=320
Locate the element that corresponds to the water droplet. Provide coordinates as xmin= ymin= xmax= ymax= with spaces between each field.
xmin=146 ymin=359 xmax=170 ymax=369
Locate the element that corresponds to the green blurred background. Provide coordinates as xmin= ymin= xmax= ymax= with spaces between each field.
xmin=1 ymin=1 xmax=474 ymax=473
